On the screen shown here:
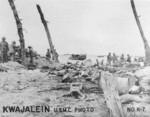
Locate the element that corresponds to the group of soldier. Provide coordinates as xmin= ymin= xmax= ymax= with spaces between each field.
xmin=0 ymin=36 xmax=59 ymax=64
xmin=0 ymin=36 xmax=140 ymax=66
xmin=46 ymin=48 xmax=59 ymax=61
xmin=0 ymin=37 xmax=36 ymax=64
xmin=0 ymin=37 xmax=16 ymax=63
xmin=107 ymin=52 xmax=131 ymax=65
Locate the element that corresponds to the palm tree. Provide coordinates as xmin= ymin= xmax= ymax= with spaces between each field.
xmin=8 ymin=0 xmax=25 ymax=64
xmin=131 ymin=0 xmax=150 ymax=66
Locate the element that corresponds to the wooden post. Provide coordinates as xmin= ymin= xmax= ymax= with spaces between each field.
xmin=99 ymin=72 xmax=125 ymax=117
xmin=131 ymin=0 xmax=150 ymax=66
xmin=36 ymin=4 xmax=59 ymax=62
xmin=8 ymin=0 xmax=25 ymax=64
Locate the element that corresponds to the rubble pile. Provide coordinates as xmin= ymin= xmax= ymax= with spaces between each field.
xmin=0 ymin=58 xmax=150 ymax=117
xmin=0 ymin=61 xmax=108 ymax=117
xmin=96 ymin=61 xmax=150 ymax=117
xmin=34 ymin=56 xmax=52 ymax=68
xmin=112 ymin=66 xmax=150 ymax=117
xmin=0 ymin=61 xmax=25 ymax=71
xmin=48 ymin=62 xmax=100 ymax=83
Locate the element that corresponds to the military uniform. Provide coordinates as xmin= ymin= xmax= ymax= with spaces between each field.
xmin=0 ymin=40 xmax=9 ymax=63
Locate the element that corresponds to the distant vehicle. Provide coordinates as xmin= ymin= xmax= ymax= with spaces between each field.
xmin=97 ymin=55 xmax=105 ymax=58
xmin=69 ymin=54 xmax=86 ymax=60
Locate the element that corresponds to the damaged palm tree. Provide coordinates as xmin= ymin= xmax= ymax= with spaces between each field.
xmin=8 ymin=0 xmax=25 ymax=64
xmin=99 ymin=72 xmax=125 ymax=117
xmin=36 ymin=4 xmax=59 ymax=63
xmin=131 ymin=0 xmax=150 ymax=66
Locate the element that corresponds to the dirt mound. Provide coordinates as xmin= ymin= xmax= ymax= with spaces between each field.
xmin=0 ymin=61 xmax=25 ymax=71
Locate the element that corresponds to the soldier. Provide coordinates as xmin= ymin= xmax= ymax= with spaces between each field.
xmin=112 ymin=53 xmax=118 ymax=64
xmin=9 ymin=41 xmax=16 ymax=61
xmin=25 ymin=48 xmax=29 ymax=57
xmin=134 ymin=57 xmax=137 ymax=62
xmin=107 ymin=52 xmax=112 ymax=65
xmin=28 ymin=46 xmax=34 ymax=64
xmin=127 ymin=54 xmax=131 ymax=63
xmin=120 ymin=54 xmax=125 ymax=63
xmin=0 ymin=37 xmax=9 ymax=63
xmin=51 ymin=49 xmax=59 ymax=62
xmin=100 ymin=59 xmax=104 ymax=66
xmin=46 ymin=49 xmax=51 ymax=60
xmin=14 ymin=46 xmax=22 ymax=62
xmin=55 ymin=50 xmax=59 ymax=62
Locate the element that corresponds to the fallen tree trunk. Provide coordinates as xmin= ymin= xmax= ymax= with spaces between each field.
xmin=131 ymin=0 xmax=150 ymax=66
xmin=36 ymin=4 xmax=59 ymax=62
xmin=8 ymin=0 xmax=25 ymax=64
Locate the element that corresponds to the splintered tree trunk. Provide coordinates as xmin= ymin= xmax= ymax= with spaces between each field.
xmin=99 ymin=72 xmax=125 ymax=117
xmin=36 ymin=4 xmax=59 ymax=62
xmin=131 ymin=0 xmax=150 ymax=66
xmin=8 ymin=0 xmax=25 ymax=64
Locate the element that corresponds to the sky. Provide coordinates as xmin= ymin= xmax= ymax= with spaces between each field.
xmin=0 ymin=0 xmax=150 ymax=56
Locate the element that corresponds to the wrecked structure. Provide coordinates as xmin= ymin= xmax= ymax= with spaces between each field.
xmin=0 ymin=0 xmax=150 ymax=117
xmin=69 ymin=54 xmax=87 ymax=61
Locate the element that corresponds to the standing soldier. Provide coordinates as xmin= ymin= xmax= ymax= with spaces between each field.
xmin=112 ymin=53 xmax=118 ymax=64
xmin=127 ymin=54 xmax=131 ymax=63
xmin=46 ymin=49 xmax=51 ymax=61
xmin=0 ymin=37 xmax=9 ymax=63
xmin=28 ymin=46 xmax=34 ymax=64
xmin=9 ymin=41 xmax=16 ymax=61
xmin=55 ymin=49 xmax=59 ymax=62
xmin=107 ymin=52 xmax=112 ymax=65
xmin=100 ymin=59 xmax=104 ymax=66
xmin=134 ymin=57 xmax=137 ymax=62
xmin=51 ymin=49 xmax=59 ymax=62
xmin=120 ymin=54 xmax=125 ymax=63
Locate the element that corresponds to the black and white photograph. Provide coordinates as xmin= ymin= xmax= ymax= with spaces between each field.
xmin=0 ymin=0 xmax=150 ymax=117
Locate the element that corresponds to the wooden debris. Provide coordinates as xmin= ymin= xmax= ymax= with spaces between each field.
xmin=63 ymin=83 xmax=85 ymax=99
xmin=100 ymin=72 xmax=125 ymax=117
